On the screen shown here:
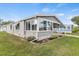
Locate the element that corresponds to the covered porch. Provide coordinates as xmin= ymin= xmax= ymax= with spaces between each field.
xmin=36 ymin=19 xmax=62 ymax=40
xmin=24 ymin=18 xmax=62 ymax=40
xmin=37 ymin=18 xmax=61 ymax=32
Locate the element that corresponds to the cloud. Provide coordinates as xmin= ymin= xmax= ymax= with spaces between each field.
xmin=41 ymin=3 xmax=67 ymax=13
xmin=67 ymin=14 xmax=79 ymax=19
xmin=56 ymin=3 xmax=66 ymax=8
xmin=42 ymin=8 xmax=51 ymax=12
xmin=71 ymin=9 xmax=79 ymax=12
xmin=51 ymin=4 xmax=66 ymax=12
xmin=57 ymin=13 xmax=64 ymax=16
xmin=67 ymin=16 xmax=73 ymax=19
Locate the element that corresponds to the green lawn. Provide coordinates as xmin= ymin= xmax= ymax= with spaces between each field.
xmin=0 ymin=32 xmax=79 ymax=56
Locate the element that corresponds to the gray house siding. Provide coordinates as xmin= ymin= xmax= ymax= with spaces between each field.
xmin=24 ymin=17 xmax=37 ymax=38
xmin=37 ymin=16 xmax=61 ymax=24
xmin=36 ymin=16 xmax=54 ymax=40
xmin=37 ymin=31 xmax=53 ymax=40
xmin=6 ymin=24 xmax=13 ymax=33
xmin=0 ymin=25 xmax=7 ymax=31
xmin=12 ymin=21 xmax=25 ymax=37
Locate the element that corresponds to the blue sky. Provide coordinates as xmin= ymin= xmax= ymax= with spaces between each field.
xmin=0 ymin=3 xmax=79 ymax=24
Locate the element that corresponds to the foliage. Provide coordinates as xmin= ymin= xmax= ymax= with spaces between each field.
xmin=1 ymin=21 xmax=14 ymax=25
xmin=72 ymin=26 xmax=79 ymax=33
xmin=0 ymin=18 xmax=3 ymax=26
xmin=0 ymin=18 xmax=3 ymax=22
xmin=26 ymin=36 xmax=36 ymax=41
xmin=71 ymin=16 xmax=79 ymax=27
xmin=0 ymin=18 xmax=14 ymax=25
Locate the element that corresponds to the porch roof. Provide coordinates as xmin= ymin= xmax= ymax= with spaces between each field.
xmin=7 ymin=13 xmax=64 ymax=27
xmin=20 ymin=13 xmax=64 ymax=25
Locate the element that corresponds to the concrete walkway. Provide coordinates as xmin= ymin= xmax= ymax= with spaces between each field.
xmin=64 ymin=34 xmax=79 ymax=38
xmin=52 ymin=33 xmax=79 ymax=38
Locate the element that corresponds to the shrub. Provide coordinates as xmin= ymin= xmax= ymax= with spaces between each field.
xmin=26 ymin=36 xmax=36 ymax=41
xmin=52 ymin=35 xmax=59 ymax=39
xmin=59 ymin=35 xmax=62 ymax=37
xmin=35 ymin=39 xmax=48 ymax=43
xmin=32 ymin=40 xmax=39 ymax=43
xmin=42 ymin=39 xmax=49 ymax=43
xmin=49 ymin=35 xmax=59 ymax=40
xmin=72 ymin=27 xmax=79 ymax=33
xmin=37 ymin=40 xmax=43 ymax=43
xmin=62 ymin=32 xmax=65 ymax=34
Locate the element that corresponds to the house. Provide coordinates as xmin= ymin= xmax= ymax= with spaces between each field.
xmin=0 ymin=14 xmax=72 ymax=40
xmin=0 ymin=25 xmax=7 ymax=31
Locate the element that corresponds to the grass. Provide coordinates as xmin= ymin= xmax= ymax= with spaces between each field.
xmin=0 ymin=32 xmax=79 ymax=56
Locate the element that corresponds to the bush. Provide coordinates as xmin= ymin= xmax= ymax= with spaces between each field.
xmin=52 ymin=35 xmax=59 ymax=38
xmin=26 ymin=36 xmax=36 ymax=41
xmin=35 ymin=39 xmax=48 ymax=43
xmin=62 ymin=32 xmax=65 ymax=34
xmin=32 ymin=40 xmax=39 ymax=43
xmin=72 ymin=27 xmax=79 ymax=33
xmin=37 ymin=40 xmax=43 ymax=43
xmin=59 ymin=35 xmax=62 ymax=37
xmin=48 ymin=37 xmax=53 ymax=40
xmin=49 ymin=35 xmax=59 ymax=40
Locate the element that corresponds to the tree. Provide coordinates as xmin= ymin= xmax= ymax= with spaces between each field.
xmin=0 ymin=18 xmax=3 ymax=23
xmin=71 ymin=16 xmax=79 ymax=28
xmin=1 ymin=21 xmax=14 ymax=25
xmin=0 ymin=18 xmax=14 ymax=26
xmin=0 ymin=18 xmax=3 ymax=27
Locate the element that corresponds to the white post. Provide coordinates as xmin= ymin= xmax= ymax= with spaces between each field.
xmin=52 ymin=22 xmax=53 ymax=32
xmin=30 ymin=21 xmax=32 ymax=31
xmin=36 ymin=17 xmax=39 ymax=40
xmin=46 ymin=21 xmax=48 ymax=31
xmin=37 ymin=20 xmax=39 ymax=32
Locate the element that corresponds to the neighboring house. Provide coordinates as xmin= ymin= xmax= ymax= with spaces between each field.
xmin=0 ymin=14 xmax=72 ymax=40
xmin=0 ymin=25 xmax=7 ymax=31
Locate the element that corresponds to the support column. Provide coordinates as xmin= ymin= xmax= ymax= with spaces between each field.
xmin=52 ymin=22 xmax=53 ymax=32
xmin=46 ymin=21 xmax=48 ymax=31
xmin=30 ymin=21 xmax=32 ymax=31
xmin=36 ymin=17 xmax=39 ymax=40
xmin=37 ymin=20 xmax=39 ymax=32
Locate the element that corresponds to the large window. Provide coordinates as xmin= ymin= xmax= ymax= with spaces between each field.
xmin=47 ymin=21 xmax=52 ymax=30
xmin=53 ymin=23 xmax=59 ymax=28
xmin=26 ymin=21 xmax=37 ymax=30
xmin=10 ymin=25 xmax=12 ymax=30
xmin=67 ymin=26 xmax=70 ymax=29
xmin=39 ymin=21 xmax=47 ymax=31
xmin=32 ymin=24 xmax=37 ymax=30
xmin=16 ymin=23 xmax=20 ymax=30
xmin=26 ymin=22 xmax=30 ymax=30
xmin=39 ymin=20 xmax=53 ymax=31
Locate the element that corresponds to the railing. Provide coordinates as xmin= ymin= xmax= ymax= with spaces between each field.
xmin=53 ymin=28 xmax=72 ymax=33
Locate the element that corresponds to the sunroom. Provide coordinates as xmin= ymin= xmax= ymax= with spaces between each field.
xmin=24 ymin=16 xmax=62 ymax=40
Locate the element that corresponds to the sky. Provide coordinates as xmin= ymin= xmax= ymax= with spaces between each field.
xmin=0 ymin=3 xmax=79 ymax=24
